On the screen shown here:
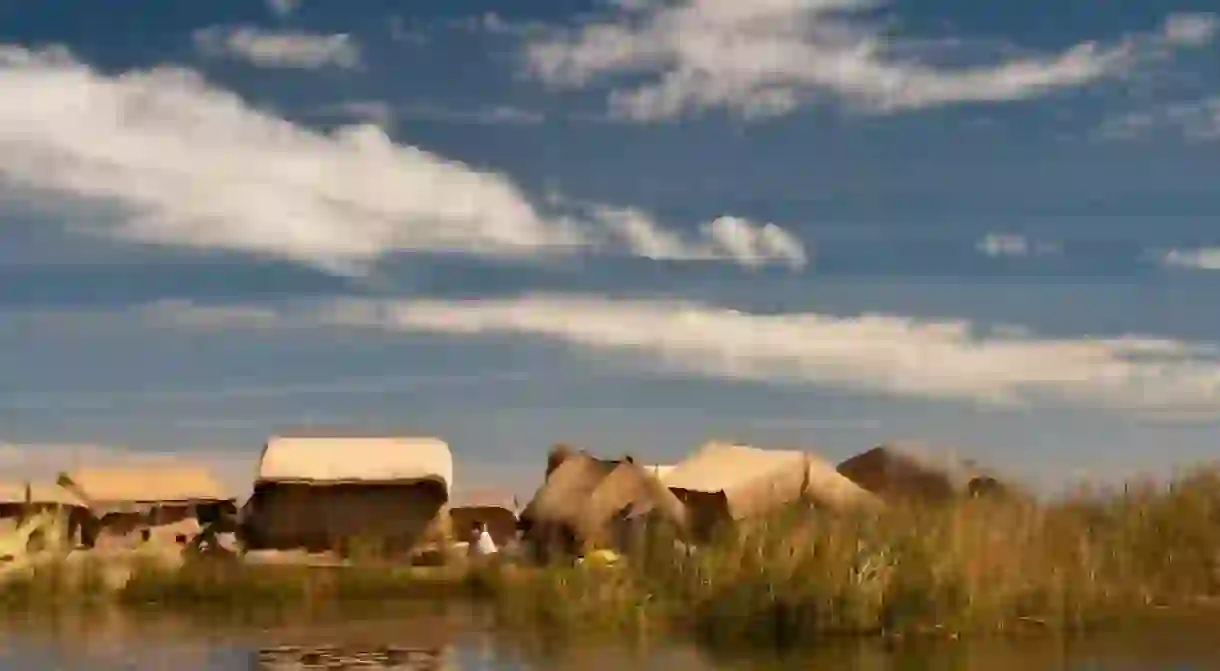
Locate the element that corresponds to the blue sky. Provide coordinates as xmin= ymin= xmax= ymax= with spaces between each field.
xmin=2 ymin=0 xmax=1220 ymax=497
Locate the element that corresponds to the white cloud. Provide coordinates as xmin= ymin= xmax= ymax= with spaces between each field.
xmin=523 ymin=1 xmax=1216 ymax=121
xmin=152 ymin=294 xmax=1220 ymax=417
xmin=267 ymin=0 xmax=301 ymax=18
xmin=976 ymin=233 xmax=1060 ymax=258
xmin=193 ymin=26 xmax=361 ymax=70
xmin=1162 ymin=247 xmax=1220 ymax=270
xmin=1161 ymin=12 xmax=1220 ymax=46
xmin=594 ymin=207 xmax=808 ymax=267
xmin=0 ymin=45 xmax=806 ymax=274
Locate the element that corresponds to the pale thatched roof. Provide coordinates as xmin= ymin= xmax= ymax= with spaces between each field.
xmin=61 ymin=466 xmax=228 ymax=505
xmin=836 ymin=443 xmax=1008 ymax=502
xmin=665 ymin=441 xmax=879 ymax=520
xmin=0 ymin=481 xmax=85 ymax=508
xmin=257 ymin=435 xmax=452 ymax=494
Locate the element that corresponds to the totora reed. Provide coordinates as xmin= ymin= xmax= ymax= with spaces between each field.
xmin=6 ymin=468 xmax=1220 ymax=652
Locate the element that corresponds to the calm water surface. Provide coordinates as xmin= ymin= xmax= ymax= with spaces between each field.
xmin=2 ymin=607 xmax=1220 ymax=670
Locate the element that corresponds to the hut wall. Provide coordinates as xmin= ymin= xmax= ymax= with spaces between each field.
xmin=86 ymin=504 xmax=201 ymax=550
xmin=244 ymin=482 xmax=450 ymax=556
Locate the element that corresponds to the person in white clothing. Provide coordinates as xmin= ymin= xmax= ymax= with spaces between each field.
xmin=468 ymin=521 xmax=498 ymax=557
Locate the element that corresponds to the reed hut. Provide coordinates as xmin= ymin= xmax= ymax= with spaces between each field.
xmin=0 ymin=481 xmax=89 ymax=546
xmin=57 ymin=466 xmax=232 ymax=549
xmin=241 ymin=434 xmax=454 ymax=558
xmin=584 ymin=460 xmax=691 ymax=553
xmin=836 ymin=443 xmax=1009 ymax=503
xmin=449 ymin=489 xmax=519 ymax=547
xmin=518 ymin=447 xmax=621 ymax=561
xmin=664 ymin=441 xmax=880 ymax=540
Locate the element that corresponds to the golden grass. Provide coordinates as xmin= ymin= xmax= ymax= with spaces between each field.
xmin=6 ymin=468 xmax=1220 ymax=654
xmin=485 ymin=468 xmax=1220 ymax=649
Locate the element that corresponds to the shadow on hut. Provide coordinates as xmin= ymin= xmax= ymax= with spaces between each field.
xmin=835 ymin=443 xmax=1013 ymax=504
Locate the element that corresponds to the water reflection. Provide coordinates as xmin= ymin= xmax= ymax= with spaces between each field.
xmin=3 ymin=608 xmax=1220 ymax=670
xmin=254 ymin=645 xmax=450 ymax=670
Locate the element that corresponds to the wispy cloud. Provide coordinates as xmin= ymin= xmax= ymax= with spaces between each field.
xmin=266 ymin=0 xmax=300 ymax=18
xmin=1098 ymin=97 xmax=1220 ymax=141
xmin=522 ymin=1 xmax=1216 ymax=121
xmin=388 ymin=16 xmax=428 ymax=46
xmin=394 ymin=102 xmax=546 ymax=125
xmin=594 ymin=208 xmax=808 ymax=268
xmin=449 ymin=12 xmax=548 ymax=37
xmin=316 ymin=100 xmax=546 ymax=127
xmin=322 ymin=100 xmax=395 ymax=127
xmin=193 ymin=26 xmax=360 ymax=70
xmin=1161 ymin=247 xmax=1220 ymax=270
xmin=976 ymin=233 xmax=1060 ymax=258
xmin=149 ymin=295 xmax=1220 ymax=418
xmin=0 ymin=45 xmax=806 ymax=275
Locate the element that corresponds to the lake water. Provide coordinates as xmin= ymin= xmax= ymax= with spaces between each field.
xmin=2 ymin=607 xmax=1220 ymax=670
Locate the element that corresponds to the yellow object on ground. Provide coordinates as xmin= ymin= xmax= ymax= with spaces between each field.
xmin=576 ymin=548 xmax=622 ymax=568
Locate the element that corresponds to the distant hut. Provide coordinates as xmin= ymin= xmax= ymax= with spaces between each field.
xmin=241 ymin=434 xmax=454 ymax=558
xmin=57 ymin=465 xmax=233 ymax=549
xmin=449 ymin=489 xmax=519 ymax=547
xmin=836 ymin=443 xmax=1009 ymax=504
xmin=664 ymin=442 xmax=880 ymax=540
xmin=0 ymin=481 xmax=89 ymax=546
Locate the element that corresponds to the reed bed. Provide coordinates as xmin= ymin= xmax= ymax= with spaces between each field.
xmin=6 ymin=468 xmax=1220 ymax=653
xmin=487 ymin=468 xmax=1220 ymax=648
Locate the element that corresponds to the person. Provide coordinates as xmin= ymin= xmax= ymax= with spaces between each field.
xmin=468 ymin=520 xmax=498 ymax=558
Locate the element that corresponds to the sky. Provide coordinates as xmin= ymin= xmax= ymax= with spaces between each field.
xmin=3 ymin=0 xmax=1220 ymax=498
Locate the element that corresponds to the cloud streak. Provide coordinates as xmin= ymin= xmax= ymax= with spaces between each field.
xmin=150 ymin=295 xmax=1220 ymax=417
xmin=976 ymin=233 xmax=1060 ymax=258
xmin=1098 ymin=97 xmax=1220 ymax=142
xmin=523 ymin=1 xmax=1217 ymax=121
xmin=0 ymin=46 xmax=806 ymax=275
xmin=193 ymin=26 xmax=361 ymax=70
xmin=1162 ymin=247 xmax=1220 ymax=270
xmin=266 ymin=0 xmax=300 ymax=18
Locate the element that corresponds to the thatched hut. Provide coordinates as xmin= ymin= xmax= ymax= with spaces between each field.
xmin=0 ymin=481 xmax=89 ymax=546
xmin=836 ymin=443 xmax=1009 ymax=503
xmin=449 ymin=489 xmax=518 ymax=547
xmin=664 ymin=441 xmax=880 ymax=540
xmin=241 ymin=434 xmax=453 ymax=558
xmin=57 ymin=466 xmax=233 ymax=549
xmin=585 ymin=460 xmax=691 ymax=553
xmin=518 ymin=448 xmax=621 ymax=561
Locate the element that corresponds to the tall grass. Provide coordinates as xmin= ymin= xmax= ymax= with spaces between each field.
xmin=488 ymin=468 xmax=1220 ymax=649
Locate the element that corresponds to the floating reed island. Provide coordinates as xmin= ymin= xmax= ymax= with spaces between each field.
xmin=3 ymin=435 xmax=1220 ymax=652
